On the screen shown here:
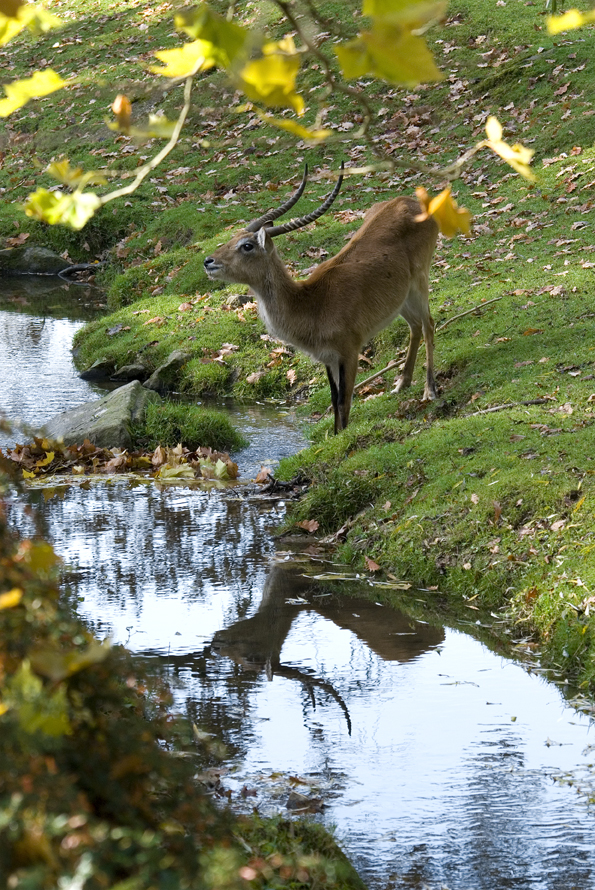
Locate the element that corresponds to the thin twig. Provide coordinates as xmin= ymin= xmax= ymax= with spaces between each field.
xmin=436 ymin=297 xmax=501 ymax=333
xmin=274 ymin=1 xmax=375 ymax=148
xmin=98 ymin=76 xmax=194 ymax=207
xmin=466 ymin=398 xmax=553 ymax=417
xmin=354 ymin=297 xmax=502 ymax=392
xmin=354 ymin=356 xmax=403 ymax=391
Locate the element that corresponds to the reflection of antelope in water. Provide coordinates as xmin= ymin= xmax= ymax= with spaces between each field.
xmin=211 ymin=564 xmax=445 ymax=735
xmin=211 ymin=565 xmax=353 ymax=733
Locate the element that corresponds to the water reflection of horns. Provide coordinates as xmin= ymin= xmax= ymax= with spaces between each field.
xmin=211 ymin=563 xmax=443 ymax=737
xmin=274 ymin=662 xmax=352 ymax=736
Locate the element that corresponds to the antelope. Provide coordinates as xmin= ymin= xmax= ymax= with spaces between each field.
xmin=204 ymin=166 xmax=439 ymax=433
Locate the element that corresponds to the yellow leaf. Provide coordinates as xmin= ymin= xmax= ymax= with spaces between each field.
xmin=0 ymin=587 xmax=22 ymax=609
xmin=547 ymin=8 xmax=595 ymax=33
xmin=4 ymin=661 xmax=71 ymax=737
xmin=0 ymin=701 xmax=9 ymax=716
xmin=0 ymin=11 xmax=25 ymax=42
xmin=237 ymin=39 xmax=305 ymax=114
xmin=0 ymin=69 xmax=67 ymax=116
xmin=364 ymin=0 xmax=447 ymax=26
xmin=31 ymin=639 xmax=111 ymax=682
xmin=23 ymin=189 xmax=101 ymax=230
xmin=485 ymin=115 xmax=502 ymax=143
xmin=156 ymin=463 xmax=196 ymax=480
xmin=36 ymin=451 xmax=55 ymax=468
xmin=22 ymin=469 xmax=36 ymax=479
xmin=17 ymin=541 xmax=59 ymax=574
xmin=0 ymin=4 xmax=61 ymax=46
xmin=415 ymin=186 xmax=472 ymax=238
xmin=336 ymin=22 xmax=443 ymax=86
xmin=46 ymin=159 xmax=107 ymax=188
xmin=174 ymin=3 xmax=251 ymax=66
xmin=112 ymin=93 xmax=131 ymax=132
xmin=150 ymin=39 xmax=218 ymax=77
xmin=255 ymin=111 xmax=331 ymax=141
xmin=106 ymin=113 xmax=176 ymax=140
xmin=46 ymin=159 xmax=83 ymax=185
xmin=484 ymin=115 xmax=536 ymax=181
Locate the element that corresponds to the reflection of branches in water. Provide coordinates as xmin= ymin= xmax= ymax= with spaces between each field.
xmin=0 ymin=313 xmax=47 ymax=349
xmin=434 ymin=731 xmax=595 ymax=890
xmin=25 ymin=484 xmax=282 ymax=618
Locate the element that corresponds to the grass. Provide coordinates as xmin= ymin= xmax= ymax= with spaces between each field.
xmin=2 ymin=0 xmax=595 ymax=693
xmin=137 ymin=400 xmax=248 ymax=452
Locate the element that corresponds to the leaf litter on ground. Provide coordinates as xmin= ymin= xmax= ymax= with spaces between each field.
xmin=2 ymin=437 xmax=239 ymax=484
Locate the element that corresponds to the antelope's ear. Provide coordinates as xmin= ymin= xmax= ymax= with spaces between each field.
xmin=257 ymin=227 xmax=267 ymax=249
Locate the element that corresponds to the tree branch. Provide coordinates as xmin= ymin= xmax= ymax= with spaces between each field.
xmin=98 ymin=76 xmax=194 ymax=207
xmin=465 ymin=398 xmax=553 ymax=417
xmin=436 ymin=297 xmax=501 ymax=332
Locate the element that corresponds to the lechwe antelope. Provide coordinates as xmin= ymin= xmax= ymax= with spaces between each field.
xmin=204 ymin=166 xmax=439 ymax=433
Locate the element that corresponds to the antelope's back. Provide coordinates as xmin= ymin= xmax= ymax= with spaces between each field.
xmin=311 ymin=195 xmax=438 ymax=289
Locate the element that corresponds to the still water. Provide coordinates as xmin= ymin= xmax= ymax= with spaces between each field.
xmin=2 ymin=278 xmax=595 ymax=889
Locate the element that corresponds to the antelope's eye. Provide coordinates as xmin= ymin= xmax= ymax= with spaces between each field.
xmin=241 ymin=241 xmax=254 ymax=252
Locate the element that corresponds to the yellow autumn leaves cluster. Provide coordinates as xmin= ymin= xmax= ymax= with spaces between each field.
xmin=547 ymin=6 xmax=595 ymax=33
xmin=0 ymin=0 xmax=553 ymax=232
xmin=416 ymin=116 xmax=536 ymax=239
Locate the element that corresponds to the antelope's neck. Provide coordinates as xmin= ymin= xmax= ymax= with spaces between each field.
xmin=250 ymin=264 xmax=309 ymax=344
xmin=252 ymin=263 xmax=301 ymax=313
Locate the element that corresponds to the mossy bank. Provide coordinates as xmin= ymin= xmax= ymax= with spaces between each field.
xmin=3 ymin=0 xmax=595 ymax=691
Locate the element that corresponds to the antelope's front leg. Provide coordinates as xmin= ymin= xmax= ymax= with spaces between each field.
xmin=326 ymin=366 xmax=341 ymax=434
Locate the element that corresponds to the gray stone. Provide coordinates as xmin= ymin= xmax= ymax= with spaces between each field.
xmin=42 ymin=381 xmax=161 ymax=449
xmin=143 ymin=349 xmax=191 ymax=396
xmin=110 ymin=362 xmax=148 ymax=383
xmin=79 ymin=358 xmax=115 ymax=381
xmin=0 ymin=246 xmax=73 ymax=275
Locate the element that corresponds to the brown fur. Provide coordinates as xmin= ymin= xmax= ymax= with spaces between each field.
xmin=204 ymin=195 xmax=439 ymax=432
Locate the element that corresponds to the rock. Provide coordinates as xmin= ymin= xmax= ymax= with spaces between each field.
xmin=110 ymin=362 xmax=148 ymax=383
xmin=143 ymin=349 xmax=191 ymax=396
xmin=0 ymin=246 xmax=73 ymax=275
xmin=42 ymin=381 xmax=160 ymax=449
xmin=79 ymin=358 xmax=115 ymax=381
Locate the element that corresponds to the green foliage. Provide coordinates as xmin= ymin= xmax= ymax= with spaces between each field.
xmin=138 ymin=400 xmax=248 ymax=452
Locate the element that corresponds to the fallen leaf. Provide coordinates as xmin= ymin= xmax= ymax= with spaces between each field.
xmin=255 ymin=465 xmax=273 ymax=483
xmin=246 ymin=371 xmax=265 ymax=384
xmin=296 ymin=519 xmax=319 ymax=534
xmin=365 ymin=556 xmax=381 ymax=572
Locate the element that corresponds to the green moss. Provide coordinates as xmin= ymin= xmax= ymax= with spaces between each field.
xmin=137 ymin=400 xmax=248 ymax=452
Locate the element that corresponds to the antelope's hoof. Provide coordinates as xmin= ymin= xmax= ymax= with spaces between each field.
xmin=422 ymin=386 xmax=438 ymax=401
xmin=391 ymin=376 xmax=411 ymax=394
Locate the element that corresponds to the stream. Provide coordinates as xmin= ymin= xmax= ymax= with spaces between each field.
xmin=1 ymin=276 xmax=595 ymax=890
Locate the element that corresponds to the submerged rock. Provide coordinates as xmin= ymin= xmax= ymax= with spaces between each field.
xmin=42 ymin=381 xmax=160 ymax=449
xmin=143 ymin=349 xmax=191 ymax=396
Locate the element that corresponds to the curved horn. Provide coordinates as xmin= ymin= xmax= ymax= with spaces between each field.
xmin=264 ymin=163 xmax=344 ymax=238
xmin=245 ymin=165 xmax=309 ymax=233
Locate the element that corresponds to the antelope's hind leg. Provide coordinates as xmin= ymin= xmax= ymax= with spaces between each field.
xmin=395 ymin=290 xmax=437 ymax=401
